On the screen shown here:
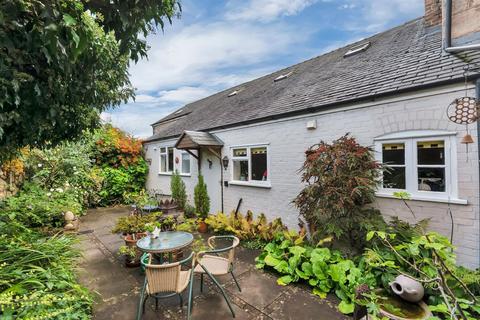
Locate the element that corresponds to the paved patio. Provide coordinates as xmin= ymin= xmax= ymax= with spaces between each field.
xmin=77 ymin=207 xmax=350 ymax=320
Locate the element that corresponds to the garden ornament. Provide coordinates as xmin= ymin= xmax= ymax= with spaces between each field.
xmin=63 ymin=211 xmax=78 ymax=231
xmin=390 ymin=275 xmax=424 ymax=303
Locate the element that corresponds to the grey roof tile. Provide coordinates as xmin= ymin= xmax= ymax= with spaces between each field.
xmin=144 ymin=18 xmax=480 ymax=142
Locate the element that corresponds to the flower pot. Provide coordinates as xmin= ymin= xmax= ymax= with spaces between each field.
xmin=125 ymin=257 xmax=141 ymax=268
xmin=197 ymin=221 xmax=208 ymax=233
xmin=123 ymin=233 xmax=147 ymax=267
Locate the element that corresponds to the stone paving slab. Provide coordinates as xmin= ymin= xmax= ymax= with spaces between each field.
xmin=77 ymin=207 xmax=350 ymax=320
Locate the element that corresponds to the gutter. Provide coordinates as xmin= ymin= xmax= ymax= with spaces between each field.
xmin=444 ymin=0 xmax=480 ymax=52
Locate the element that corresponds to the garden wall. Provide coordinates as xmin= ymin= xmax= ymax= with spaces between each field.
xmin=144 ymin=83 xmax=480 ymax=268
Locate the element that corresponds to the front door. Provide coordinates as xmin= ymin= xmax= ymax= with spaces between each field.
xmin=200 ymin=148 xmax=222 ymax=214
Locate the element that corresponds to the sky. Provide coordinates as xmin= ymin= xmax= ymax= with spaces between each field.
xmin=102 ymin=0 xmax=424 ymax=137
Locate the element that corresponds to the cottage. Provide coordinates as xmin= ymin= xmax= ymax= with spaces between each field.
xmin=143 ymin=0 xmax=480 ymax=268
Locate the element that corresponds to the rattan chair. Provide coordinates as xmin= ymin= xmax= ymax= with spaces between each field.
xmin=136 ymin=252 xmax=195 ymax=320
xmin=194 ymin=235 xmax=241 ymax=317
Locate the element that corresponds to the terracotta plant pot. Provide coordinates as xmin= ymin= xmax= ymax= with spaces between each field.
xmin=123 ymin=233 xmax=147 ymax=268
xmin=197 ymin=221 xmax=208 ymax=233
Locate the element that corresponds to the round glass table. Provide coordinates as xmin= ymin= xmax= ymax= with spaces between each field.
xmin=136 ymin=231 xmax=194 ymax=254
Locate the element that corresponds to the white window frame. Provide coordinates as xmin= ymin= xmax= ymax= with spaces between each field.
xmin=159 ymin=146 xmax=174 ymax=174
xmin=374 ymin=130 xmax=466 ymax=205
xmin=229 ymin=144 xmax=271 ymax=188
xmin=180 ymin=151 xmax=191 ymax=176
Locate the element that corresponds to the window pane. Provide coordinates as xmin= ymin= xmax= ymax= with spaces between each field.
xmin=417 ymin=141 xmax=444 ymax=165
xmin=160 ymin=147 xmax=166 ymax=153
xmin=233 ymin=148 xmax=247 ymax=157
xmin=168 ymin=148 xmax=174 ymax=172
xmin=383 ymin=167 xmax=406 ymax=189
xmin=382 ymin=143 xmax=405 ymax=165
xmin=182 ymin=153 xmax=190 ymax=174
xmin=233 ymin=160 xmax=249 ymax=181
xmin=418 ymin=167 xmax=445 ymax=192
xmin=251 ymin=147 xmax=267 ymax=181
xmin=160 ymin=154 xmax=167 ymax=172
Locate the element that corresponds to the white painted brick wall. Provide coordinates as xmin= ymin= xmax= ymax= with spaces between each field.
xmin=145 ymin=83 xmax=480 ymax=268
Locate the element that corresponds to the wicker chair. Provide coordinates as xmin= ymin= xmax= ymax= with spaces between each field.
xmin=194 ymin=235 xmax=241 ymax=318
xmin=136 ymin=252 xmax=195 ymax=320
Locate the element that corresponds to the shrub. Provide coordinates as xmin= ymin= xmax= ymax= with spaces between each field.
xmin=0 ymin=232 xmax=93 ymax=318
xmin=0 ymin=182 xmax=82 ymax=228
xmin=294 ymin=134 xmax=385 ymax=253
xmin=194 ymin=174 xmax=210 ymax=219
xmin=170 ymin=170 xmax=186 ymax=209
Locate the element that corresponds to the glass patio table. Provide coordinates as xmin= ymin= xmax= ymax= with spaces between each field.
xmin=136 ymin=231 xmax=194 ymax=254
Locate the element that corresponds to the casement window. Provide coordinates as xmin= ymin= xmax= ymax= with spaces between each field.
xmin=181 ymin=151 xmax=191 ymax=175
xmin=159 ymin=147 xmax=174 ymax=173
xmin=230 ymin=145 xmax=270 ymax=187
xmin=375 ymin=131 xmax=465 ymax=204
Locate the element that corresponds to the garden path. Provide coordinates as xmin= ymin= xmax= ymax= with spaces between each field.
xmin=77 ymin=207 xmax=349 ymax=320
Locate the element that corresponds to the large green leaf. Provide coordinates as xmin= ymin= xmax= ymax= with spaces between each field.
xmin=338 ymin=301 xmax=355 ymax=314
xmin=277 ymin=275 xmax=293 ymax=286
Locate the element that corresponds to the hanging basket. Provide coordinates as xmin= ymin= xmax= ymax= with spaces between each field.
xmin=446 ymin=96 xmax=477 ymax=125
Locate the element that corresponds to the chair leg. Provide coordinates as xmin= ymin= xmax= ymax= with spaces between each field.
xmin=142 ymin=296 xmax=148 ymax=314
xmin=230 ymin=271 xmax=241 ymax=292
xmin=179 ymin=293 xmax=183 ymax=308
xmin=136 ymin=278 xmax=147 ymax=320
xmin=187 ymin=269 xmax=195 ymax=320
xmin=155 ymin=297 xmax=159 ymax=310
xmin=200 ymin=273 xmax=204 ymax=293
xmin=199 ymin=263 xmax=236 ymax=318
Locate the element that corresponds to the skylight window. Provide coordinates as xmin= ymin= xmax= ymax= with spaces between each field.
xmin=174 ymin=109 xmax=183 ymax=114
xmin=274 ymin=71 xmax=293 ymax=82
xmin=344 ymin=42 xmax=371 ymax=57
xmin=228 ymin=90 xmax=238 ymax=97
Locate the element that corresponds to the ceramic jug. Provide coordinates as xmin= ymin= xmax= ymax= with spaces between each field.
xmin=390 ymin=275 xmax=424 ymax=303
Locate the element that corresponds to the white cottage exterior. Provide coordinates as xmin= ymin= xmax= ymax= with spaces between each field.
xmin=143 ymin=1 xmax=480 ymax=268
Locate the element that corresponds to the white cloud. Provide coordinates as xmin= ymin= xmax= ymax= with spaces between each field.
xmin=343 ymin=0 xmax=423 ymax=32
xmin=129 ymin=22 xmax=307 ymax=92
xmin=157 ymin=86 xmax=215 ymax=104
xmin=225 ymin=0 xmax=319 ymax=22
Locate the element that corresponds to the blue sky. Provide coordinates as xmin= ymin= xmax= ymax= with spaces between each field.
xmin=102 ymin=0 xmax=424 ymax=137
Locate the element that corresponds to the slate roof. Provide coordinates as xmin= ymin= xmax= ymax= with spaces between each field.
xmin=144 ymin=18 xmax=480 ymax=143
xmin=174 ymin=130 xmax=224 ymax=149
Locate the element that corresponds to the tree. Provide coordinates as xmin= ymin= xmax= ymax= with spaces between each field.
xmin=294 ymin=134 xmax=385 ymax=253
xmin=0 ymin=0 xmax=180 ymax=160
xmin=170 ymin=170 xmax=186 ymax=210
xmin=194 ymin=174 xmax=210 ymax=220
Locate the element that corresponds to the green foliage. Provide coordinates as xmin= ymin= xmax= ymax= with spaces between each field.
xmin=294 ymin=134 xmax=384 ymax=253
xmin=171 ymin=171 xmax=187 ymax=209
xmin=205 ymin=211 xmax=288 ymax=243
xmin=111 ymin=212 xmax=162 ymax=235
xmin=194 ymin=175 xmax=210 ymax=220
xmin=0 ymin=232 xmax=93 ymax=319
xmin=256 ymin=231 xmax=375 ymax=314
xmin=0 ymin=182 xmax=82 ymax=228
xmin=183 ymin=203 xmax=196 ymax=218
xmin=0 ymin=0 xmax=179 ymax=159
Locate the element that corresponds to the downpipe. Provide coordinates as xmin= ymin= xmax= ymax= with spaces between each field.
xmin=443 ymin=0 xmax=480 ymax=52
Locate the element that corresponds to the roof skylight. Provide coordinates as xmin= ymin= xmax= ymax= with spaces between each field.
xmin=274 ymin=71 xmax=293 ymax=82
xmin=174 ymin=109 xmax=183 ymax=114
xmin=228 ymin=90 xmax=238 ymax=97
xmin=344 ymin=42 xmax=371 ymax=57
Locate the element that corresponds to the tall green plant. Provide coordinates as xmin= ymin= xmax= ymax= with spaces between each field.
xmin=294 ymin=134 xmax=385 ymax=253
xmin=194 ymin=174 xmax=210 ymax=220
xmin=170 ymin=170 xmax=187 ymax=209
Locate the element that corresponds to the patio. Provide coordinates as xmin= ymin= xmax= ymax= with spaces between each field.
xmin=77 ymin=207 xmax=349 ymax=320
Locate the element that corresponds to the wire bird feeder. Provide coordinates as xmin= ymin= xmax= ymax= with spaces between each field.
xmin=446 ymin=67 xmax=478 ymax=160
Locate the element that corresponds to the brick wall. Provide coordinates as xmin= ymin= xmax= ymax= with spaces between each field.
xmin=145 ymin=83 xmax=480 ymax=268
xmin=425 ymin=0 xmax=442 ymax=26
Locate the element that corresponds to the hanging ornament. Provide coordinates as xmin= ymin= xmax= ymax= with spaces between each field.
xmin=446 ymin=66 xmax=477 ymax=161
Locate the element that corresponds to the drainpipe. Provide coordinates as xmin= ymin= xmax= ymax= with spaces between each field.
xmin=443 ymin=0 xmax=480 ymax=52
xmin=476 ymin=78 xmax=480 ymax=267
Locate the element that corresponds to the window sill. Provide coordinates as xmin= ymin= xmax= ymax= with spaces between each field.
xmin=228 ymin=181 xmax=271 ymax=189
xmin=158 ymin=172 xmax=172 ymax=176
xmin=180 ymin=173 xmax=191 ymax=177
xmin=375 ymin=192 xmax=468 ymax=205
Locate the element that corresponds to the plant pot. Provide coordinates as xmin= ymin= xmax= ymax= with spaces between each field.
xmin=123 ymin=233 xmax=147 ymax=267
xmin=125 ymin=257 xmax=141 ymax=268
xmin=197 ymin=221 xmax=208 ymax=233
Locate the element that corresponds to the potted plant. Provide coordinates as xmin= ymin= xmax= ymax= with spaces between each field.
xmin=194 ymin=175 xmax=210 ymax=233
xmin=118 ymin=245 xmax=140 ymax=268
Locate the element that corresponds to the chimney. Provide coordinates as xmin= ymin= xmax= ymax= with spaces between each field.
xmin=424 ymin=0 xmax=442 ymax=26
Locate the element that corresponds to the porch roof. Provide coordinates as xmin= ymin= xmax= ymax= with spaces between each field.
xmin=174 ymin=130 xmax=223 ymax=150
